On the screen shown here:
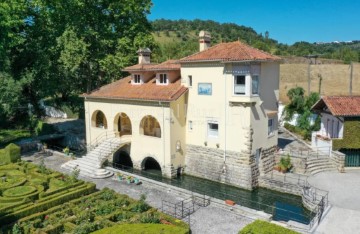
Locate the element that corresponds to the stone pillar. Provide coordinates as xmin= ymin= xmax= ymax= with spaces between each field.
xmin=163 ymin=164 xmax=177 ymax=178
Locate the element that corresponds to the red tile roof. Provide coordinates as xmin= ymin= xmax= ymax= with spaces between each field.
xmin=122 ymin=63 xmax=157 ymax=72
xmin=82 ymin=76 xmax=187 ymax=102
xmin=312 ymin=96 xmax=360 ymax=116
xmin=180 ymin=41 xmax=281 ymax=62
xmin=123 ymin=60 xmax=180 ymax=72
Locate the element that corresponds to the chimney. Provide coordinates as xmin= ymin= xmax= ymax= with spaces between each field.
xmin=137 ymin=48 xmax=151 ymax=64
xmin=199 ymin=31 xmax=211 ymax=52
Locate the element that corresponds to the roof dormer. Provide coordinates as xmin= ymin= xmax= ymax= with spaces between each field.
xmin=156 ymin=73 xmax=169 ymax=85
xmin=132 ymin=74 xmax=143 ymax=85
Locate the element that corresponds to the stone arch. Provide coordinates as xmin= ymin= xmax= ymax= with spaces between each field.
xmin=91 ymin=110 xmax=108 ymax=129
xmin=141 ymin=156 xmax=162 ymax=172
xmin=113 ymin=112 xmax=132 ymax=136
xmin=113 ymin=145 xmax=133 ymax=169
xmin=139 ymin=115 xmax=161 ymax=138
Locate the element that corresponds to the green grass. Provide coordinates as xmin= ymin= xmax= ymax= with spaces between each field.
xmin=92 ymin=223 xmax=189 ymax=234
xmin=239 ymin=220 xmax=299 ymax=234
xmin=0 ymin=129 xmax=31 ymax=147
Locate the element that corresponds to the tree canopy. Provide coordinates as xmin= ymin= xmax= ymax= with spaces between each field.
xmin=0 ymin=0 xmax=154 ymax=127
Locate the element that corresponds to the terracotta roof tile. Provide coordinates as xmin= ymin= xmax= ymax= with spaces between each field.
xmin=123 ymin=60 xmax=180 ymax=72
xmin=180 ymin=41 xmax=281 ymax=62
xmin=82 ymin=76 xmax=187 ymax=102
xmin=149 ymin=60 xmax=180 ymax=70
xmin=122 ymin=63 xmax=157 ymax=72
xmin=312 ymin=96 xmax=360 ymax=116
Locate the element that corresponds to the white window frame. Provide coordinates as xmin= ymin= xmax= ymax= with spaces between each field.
xmin=207 ymin=121 xmax=219 ymax=138
xmin=252 ymin=75 xmax=260 ymax=95
xmin=234 ymin=75 xmax=246 ymax=95
xmin=268 ymin=118 xmax=275 ymax=136
xmin=158 ymin=73 xmax=168 ymax=85
xmin=133 ymin=74 xmax=142 ymax=84
xmin=188 ymin=75 xmax=192 ymax=87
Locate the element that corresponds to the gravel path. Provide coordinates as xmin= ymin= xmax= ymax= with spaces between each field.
xmin=22 ymin=153 xmax=253 ymax=234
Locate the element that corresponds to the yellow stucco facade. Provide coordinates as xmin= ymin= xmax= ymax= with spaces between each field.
xmin=83 ymin=37 xmax=280 ymax=188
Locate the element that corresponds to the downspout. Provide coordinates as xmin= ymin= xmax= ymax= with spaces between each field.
xmin=87 ymin=98 xmax=92 ymax=146
xmin=161 ymin=102 xmax=166 ymax=175
xmin=224 ymin=66 xmax=228 ymax=163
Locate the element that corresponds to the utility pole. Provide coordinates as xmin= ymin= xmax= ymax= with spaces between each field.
xmin=349 ymin=62 xmax=353 ymax=95
xmin=318 ymin=74 xmax=323 ymax=94
xmin=304 ymin=55 xmax=318 ymax=95
xmin=307 ymin=62 xmax=311 ymax=95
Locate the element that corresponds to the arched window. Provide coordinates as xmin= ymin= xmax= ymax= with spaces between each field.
xmin=139 ymin=115 xmax=161 ymax=138
xmin=113 ymin=112 xmax=132 ymax=136
xmin=91 ymin=110 xmax=108 ymax=129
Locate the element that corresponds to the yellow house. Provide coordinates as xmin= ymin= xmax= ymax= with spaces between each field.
xmin=81 ymin=31 xmax=281 ymax=189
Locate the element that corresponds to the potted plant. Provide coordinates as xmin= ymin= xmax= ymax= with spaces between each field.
xmin=278 ymin=155 xmax=292 ymax=173
xmin=116 ymin=172 xmax=123 ymax=181
xmin=63 ymin=147 xmax=70 ymax=156
xmin=126 ymin=176 xmax=133 ymax=184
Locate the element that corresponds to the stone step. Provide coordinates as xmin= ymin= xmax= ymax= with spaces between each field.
xmin=62 ymin=162 xmax=98 ymax=174
xmin=310 ymin=168 xmax=337 ymax=175
xmin=61 ymin=137 xmax=123 ymax=179
xmin=308 ymin=164 xmax=337 ymax=174
xmin=306 ymin=162 xmax=334 ymax=169
xmin=306 ymin=158 xmax=330 ymax=163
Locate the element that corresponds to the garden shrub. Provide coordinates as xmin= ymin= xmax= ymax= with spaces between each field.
xmin=239 ymin=220 xmax=299 ymax=234
xmin=92 ymin=223 xmax=190 ymax=234
xmin=64 ymin=222 xmax=76 ymax=232
xmin=0 ymin=183 xmax=96 ymax=224
xmin=34 ymin=121 xmax=56 ymax=136
xmin=73 ymin=221 xmax=104 ymax=234
xmin=0 ymin=143 xmax=21 ymax=164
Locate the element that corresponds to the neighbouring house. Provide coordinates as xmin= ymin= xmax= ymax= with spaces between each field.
xmin=311 ymin=96 xmax=360 ymax=167
xmin=82 ymin=31 xmax=281 ymax=190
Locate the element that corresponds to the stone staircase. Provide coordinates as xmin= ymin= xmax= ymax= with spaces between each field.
xmin=306 ymin=157 xmax=337 ymax=175
xmin=61 ymin=137 xmax=125 ymax=179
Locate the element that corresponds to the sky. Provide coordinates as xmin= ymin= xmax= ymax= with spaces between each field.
xmin=148 ymin=0 xmax=360 ymax=45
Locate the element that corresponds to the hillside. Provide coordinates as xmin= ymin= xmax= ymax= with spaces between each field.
xmin=151 ymin=19 xmax=360 ymax=104
xmin=280 ymin=63 xmax=360 ymax=103
xmin=151 ymin=19 xmax=360 ymax=63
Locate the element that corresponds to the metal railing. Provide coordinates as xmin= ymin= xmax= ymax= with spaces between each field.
xmin=277 ymin=147 xmax=331 ymax=159
xmin=108 ymin=162 xmax=315 ymax=225
xmin=262 ymin=170 xmax=329 ymax=229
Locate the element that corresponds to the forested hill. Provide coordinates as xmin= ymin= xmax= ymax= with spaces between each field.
xmin=151 ymin=19 xmax=360 ymax=64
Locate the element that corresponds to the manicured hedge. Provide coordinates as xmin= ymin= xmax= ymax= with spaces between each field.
xmin=0 ymin=183 xmax=96 ymax=224
xmin=40 ymin=180 xmax=84 ymax=198
xmin=333 ymin=118 xmax=360 ymax=150
xmin=0 ymin=143 xmax=21 ymax=164
xmin=239 ymin=220 xmax=299 ymax=234
xmin=92 ymin=223 xmax=190 ymax=234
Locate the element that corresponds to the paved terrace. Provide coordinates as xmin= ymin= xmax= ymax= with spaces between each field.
xmin=278 ymin=127 xmax=360 ymax=234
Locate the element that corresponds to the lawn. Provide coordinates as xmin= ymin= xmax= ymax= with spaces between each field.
xmin=0 ymin=129 xmax=31 ymax=147
xmin=239 ymin=220 xmax=299 ymax=234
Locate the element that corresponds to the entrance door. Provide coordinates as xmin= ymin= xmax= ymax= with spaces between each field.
xmin=342 ymin=150 xmax=360 ymax=167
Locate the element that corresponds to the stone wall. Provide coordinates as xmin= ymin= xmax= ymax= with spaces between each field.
xmin=259 ymin=177 xmax=302 ymax=196
xmin=259 ymin=146 xmax=277 ymax=175
xmin=184 ymin=144 xmax=277 ymax=190
xmin=185 ymin=144 xmax=255 ymax=189
xmin=330 ymin=150 xmax=346 ymax=172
